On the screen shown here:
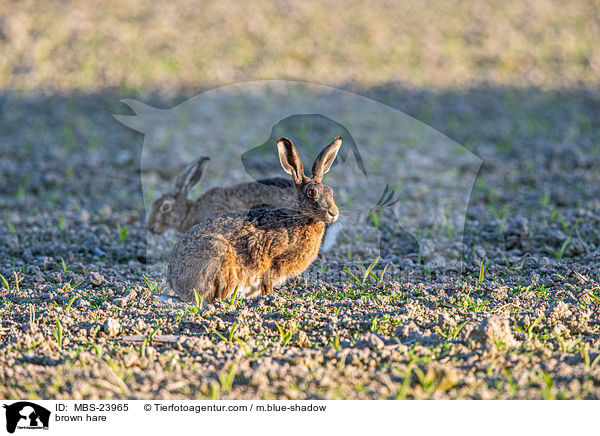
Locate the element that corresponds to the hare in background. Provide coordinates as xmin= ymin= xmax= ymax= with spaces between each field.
xmin=147 ymin=157 xmax=296 ymax=234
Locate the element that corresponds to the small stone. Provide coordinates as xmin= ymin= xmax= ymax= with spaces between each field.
xmin=41 ymin=257 xmax=54 ymax=270
xmin=490 ymin=286 xmax=508 ymax=300
xmin=145 ymin=346 xmax=157 ymax=359
xmin=113 ymin=297 xmax=127 ymax=308
xmin=202 ymin=304 xmax=216 ymax=318
xmin=168 ymin=357 xmax=179 ymax=370
xmin=89 ymin=272 xmax=105 ymax=287
xmin=438 ymin=312 xmax=457 ymax=331
xmin=563 ymin=239 xmax=586 ymax=258
xmin=462 ymin=315 xmax=517 ymax=348
xmin=547 ymin=301 xmax=572 ymax=319
xmin=47 ymin=270 xmax=62 ymax=284
xmin=399 ymin=259 xmax=414 ymax=268
xmin=355 ymin=332 xmax=384 ymax=350
xmin=113 ymin=289 xmax=136 ymax=308
xmin=133 ymin=318 xmax=148 ymax=332
xmin=103 ymin=318 xmax=120 ymax=337
xmin=417 ymin=208 xmax=446 ymax=230
xmin=124 ymin=353 xmax=138 ymax=367
xmin=507 ymin=217 xmax=528 ymax=237
xmin=393 ymin=321 xmax=420 ymax=342
xmin=547 ymin=229 xmax=567 ymax=245
xmin=538 ymin=256 xmax=551 ymax=267
xmin=269 ymin=295 xmax=285 ymax=308
xmin=294 ymin=330 xmax=312 ymax=347
xmin=472 ymin=245 xmax=486 ymax=262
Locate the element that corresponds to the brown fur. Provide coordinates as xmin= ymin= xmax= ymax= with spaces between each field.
xmin=167 ymin=136 xmax=342 ymax=302
xmin=178 ymin=180 xmax=295 ymax=233
xmin=147 ymin=156 xmax=295 ymax=234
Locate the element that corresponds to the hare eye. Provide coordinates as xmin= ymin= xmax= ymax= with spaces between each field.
xmin=161 ymin=202 xmax=172 ymax=212
xmin=306 ymin=188 xmax=317 ymax=198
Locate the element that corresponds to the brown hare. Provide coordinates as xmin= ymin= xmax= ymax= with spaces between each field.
xmin=167 ymin=136 xmax=342 ymax=302
xmin=147 ymin=157 xmax=296 ymax=234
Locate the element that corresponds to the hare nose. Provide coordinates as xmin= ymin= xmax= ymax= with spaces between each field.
xmin=327 ymin=207 xmax=338 ymax=220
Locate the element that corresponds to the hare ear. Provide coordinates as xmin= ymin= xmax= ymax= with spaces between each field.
xmin=174 ymin=156 xmax=210 ymax=198
xmin=277 ymin=137 xmax=305 ymax=185
xmin=312 ymin=136 xmax=342 ymax=182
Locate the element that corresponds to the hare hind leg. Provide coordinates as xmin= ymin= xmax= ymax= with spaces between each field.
xmin=212 ymin=248 xmax=239 ymax=301
xmin=172 ymin=234 xmax=238 ymax=302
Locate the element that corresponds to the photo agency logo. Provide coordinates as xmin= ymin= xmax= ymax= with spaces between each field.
xmin=114 ymin=81 xmax=481 ymax=282
xmin=2 ymin=402 xmax=50 ymax=434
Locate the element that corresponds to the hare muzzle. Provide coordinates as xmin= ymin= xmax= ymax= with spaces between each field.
xmin=326 ymin=206 xmax=339 ymax=223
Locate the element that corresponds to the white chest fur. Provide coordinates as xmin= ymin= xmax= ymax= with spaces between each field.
xmin=321 ymin=221 xmax=342 ymax=252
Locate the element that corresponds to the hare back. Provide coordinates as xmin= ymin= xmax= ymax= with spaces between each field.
xmin=181 ymin=179 xmax=295 ymax=232
xmin=256 ymin=177 xmax=294 ymax=189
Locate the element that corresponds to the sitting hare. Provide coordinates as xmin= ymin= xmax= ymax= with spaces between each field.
xmin=167 ymin=136 xmax=342 ymax=302
xmin=147 ymin=157 xmax=295 ymax=234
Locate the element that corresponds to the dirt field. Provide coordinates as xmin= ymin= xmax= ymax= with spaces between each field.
xmin=1 ymin=0 xmax=600 ymax=399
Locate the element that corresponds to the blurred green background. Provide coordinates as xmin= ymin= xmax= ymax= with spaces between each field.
xmin=2 ymin=0 xmax=598 ymax=92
